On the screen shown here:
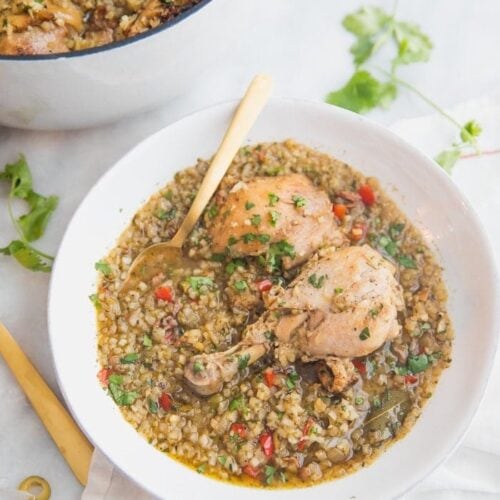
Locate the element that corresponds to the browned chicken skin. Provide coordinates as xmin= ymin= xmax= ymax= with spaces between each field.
xmin=185 ymin=245 xmax=405 ymax=396
xmin=208 ymin=174 xmax=344 ymax=269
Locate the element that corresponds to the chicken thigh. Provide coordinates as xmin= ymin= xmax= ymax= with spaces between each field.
xmin=208 ymin=174 xmax=344 ymax=269
xmin=185 ymin=245 xmax=405 ymax=395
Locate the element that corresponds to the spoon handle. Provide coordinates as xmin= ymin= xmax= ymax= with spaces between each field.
xmin=170 ymin=74 xmax=273 ymax=247
xmin=0 ymin=322 xmax=93 ymax=485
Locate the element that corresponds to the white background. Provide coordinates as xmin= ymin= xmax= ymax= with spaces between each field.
xmin=1 ymin=0 xmax=499 ymax=498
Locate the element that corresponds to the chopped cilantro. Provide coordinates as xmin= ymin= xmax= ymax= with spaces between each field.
xmin=95 ymin=260 xmax=112 ymax=276
xmin=359 ymin=327 xmax=370 ymax=340
xmin=233 ymin=279 xmax=248 ymax=292
xmin=89 ymin=293 xmax=100 ymax=308
xmin=308 ymin=273 xmax=327 ymax=288
xmin=245 ymin=201 xmax=255 ymax=210
xmin=398 ymin=255 xmax=417 ymax=269
xmin=196 ymin=464 xmax=207 ymax=474
xmin=156 ymin=208 xmax=177 ymax=221
xmin=285 ymin=370 xmax=299 ymax=389
xmin=143 ymin=334 xmax=153 ymax=347
xmin=292 ymin=195 xmax=306 ymax=208
xmin=120 ymin=353 xmax=139 ymax=364
xmin=187 ymin=276 xmax=214 ymax=291
xmin=148 ymin=398 xmax=158 ymax=414
xmin=269 ymin=210 xmax=280 ymax=227
xmin=217 ymin=455 xmax=227 ymax=466
xmin=268 ymin=193 xmax=280 ymax=206
xmin=250 ymin=214 xmax=262 ymax=227
xmin=227 ymin=236 xmax=238 ymax=246
xmin=207 ymin=205 xmax=219 ymax=219
xmin=210 ymin=252 xmax=226 ymax=263
xmin=263 ymin=465 xmax=276 ymax=485
xmin=238 ymin=353 xmax=250 ymax=370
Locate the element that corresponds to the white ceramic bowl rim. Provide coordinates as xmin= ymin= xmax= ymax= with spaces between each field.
xmin=48 ymin=98 xmax=500 ymax=500
xmin=0 ymin=0 xmax=212 ymax=62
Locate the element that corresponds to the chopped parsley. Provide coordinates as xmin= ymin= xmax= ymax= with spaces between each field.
xmin=233 ymin=279 xmax=248 ymax=292
xmin=227 ymin=236 xmax=238 ymax=246
xmin=241 ymin=233 xmax=270 ymax=244
xmin=408 ymin=354 xmax=429 ymax=373
xmin=398 ymin=254 xmax=417 ymax=269
xmin=285 ymin=370 xmax=299 ymax=389
xmin=89 ymin=293 xmax=100 ymax=308
xmin=95 ymin=260 xmax=112 ymax=276
xmin=269 ymin=210 xmax=280 ymax=227
xmin=308 ymin=273 xmax=327 ymax=288
xmin=193 ymin=360 xmax=204 ymax=373
xmin=108 ymin=375 xmax=139 ymax=406
xmin=334 ymin=287 xmax=344 ymax=294
xmin=187 ymin=276 xmax=214 ymax=291
xmin=156 ymin=208 xmax=177 ymax=221
xmin=210 ymin=253 xmax=226 ymax=263
xmin=238 ymin=353 xmax=250 ymax=370
xmin=143 ymin=334 xmax=153 ymax=347
xmin=292 ymin=195 xmax=306 ymax=208
xmin=148 ymin=398 xmax=158 ymax=414
xmin=359 ymin=327 xmax=370 ymax=340
xmin=120 ymin=353 xmax=139 ymax=364
xmin=263 ymin=465 xmax=276 ymax=485
xmin=207 ymin=205 xmax=219 ymax=219
xmin=250 ymin=214 xmax=262 ymax=227
xmin=229 ymin=395 xmax=246 ymax=412
xmin=268 ymin=193 xmax=280 ymax=206
xmin=389 ymin=222 xmax=405 ymax=240
xmin=196 ymin=464 xmax=207 ymax=474
xmin=225 ymin=258 xmax=245 ymax=275
xmin=266 ymin=240 xmax=296 ymax=271
xmin=245 ymin=201 xmax=255 ymax=210
xmin=217 ymin=455 xmax=227 ymax=466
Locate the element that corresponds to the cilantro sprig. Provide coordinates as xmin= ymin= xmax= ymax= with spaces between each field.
xmin=0 ymin=156 xmax=58 ymax=272
xmin=326 ymin=5 xmax=482 ymax=174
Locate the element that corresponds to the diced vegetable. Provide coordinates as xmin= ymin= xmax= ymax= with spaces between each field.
xmin=259 ymin=431 xmax=274 ymax=457
xmin=351 ymin=358 xmax=366 ymax=375
xmin=159 ymin=392 xmax=173 ymax=411
xmin=332 ymin=203 xmax=347 ymax=220
xmin=242 ymin=464 xmax=261 ymax=479
xmin=97 ymin=367 xmax=111 ymax=386
xmin=350 ymin=222 xmax=367 ymax=241
xmin=408 ymin=354 xmax=429 ymax=373
xmin=358 ymin=184 xmax=376 ymax=206
xmin=256 ymin=279 xmax=273 ymax=292
xmin=404 ymin=374 xmax=418 ymax=384
xmin=230 ymin=422 xmax=248 ymax=439
xmin=155 ymin=286 xmax=174 ymax=302
xmin=263 ymin=368 xmax=277 ymax=387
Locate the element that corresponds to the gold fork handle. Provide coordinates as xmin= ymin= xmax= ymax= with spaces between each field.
xmin=170 ymin=74 xmax=274 ymax=248
xmin=0 ymin=322 xmax=93 ymax=485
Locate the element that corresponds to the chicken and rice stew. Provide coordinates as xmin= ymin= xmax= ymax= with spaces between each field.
xmin=94 ymin=141 xmax=452 ymax=488
xmin=0 ymin=0 xmax=201 ymax=55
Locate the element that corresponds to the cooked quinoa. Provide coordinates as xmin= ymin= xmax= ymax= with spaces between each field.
xmin=0 ymin=0 xmax=201 ymax=55
xmin=94 ymin=141 xmax=453 ymax=488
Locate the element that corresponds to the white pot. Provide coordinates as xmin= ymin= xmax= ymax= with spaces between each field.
xmin=0 ymin=0 xmax=235 ymax=130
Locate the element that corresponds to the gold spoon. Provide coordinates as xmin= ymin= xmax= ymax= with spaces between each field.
xmin=0 ymin=321 xmax=93 ymax=486
xmin=121 ymin=74 xmax=274 ymax=293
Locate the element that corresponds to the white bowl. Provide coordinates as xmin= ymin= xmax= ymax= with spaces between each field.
xmin=48 ymin=99 xmax=499 ymax=499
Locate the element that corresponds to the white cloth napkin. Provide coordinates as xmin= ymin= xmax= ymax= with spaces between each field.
xmin=82 ymin=95 xmax=500 ymax=500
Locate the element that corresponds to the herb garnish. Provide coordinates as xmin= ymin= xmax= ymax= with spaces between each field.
xmin=108 ymin=374 xmax=139 ymax=406
xmin=238 ymin=353 xmax=250 ymax=370
xmin=95 ymin=260 xmax=112 ymax=276
xmin=263 ymin=465 xmax=276 ymax=485
xmin=187 ymin=276 xmax=214 ymax=292
xmin=148 ymin=398 xmax=158 ymax=414
xmin=89 ymin=294 xmax=100 ymax=308
xmin=120 ymin=353 xmax=139 ymax=364
xmin=266 ymin=240 xmax=296 ymax=272
xmin=292 ymin=195 xmax=306 ymax=208
xmin=156 ymin=208 xmax=177 ymax=221
xmin=269 ymin=210 xmax=280 ymax=227
xmin=268 ymin=193 xmax=279 ymax=206
xmin=193 ymin=360 xmax=204 ymax=373
xmin=0 ymin=156 xmax=58 ymax=272
xmin=143 ymin=335 xmax=153 ymax=347
xmin=207 ymin=205 xmax=219 ymax=219
xmin=359 ymin=327 xmax=371 ymax=340
xmin=233 ymin=279 xmax=248 ymax=292
xmin=250 ymin=214 xmax=262 ymax=227
xmin=245 ymin=201 xmax=255 ymax=210
xmin=285 ymin=370 xmax=299 ymax=389
xmin=225 ymin=258 xmax=245 ymax=275
xmin=241 ymin=233 xmax=270 ymax=244
xmin=308 ymin=273 xmax=327 ymax=288
xmin=325 ymin=5 xmax=482 ymax=173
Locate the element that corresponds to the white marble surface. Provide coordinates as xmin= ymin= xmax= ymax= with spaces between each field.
xmin=1 ymin=0 xmax=499 ymax=498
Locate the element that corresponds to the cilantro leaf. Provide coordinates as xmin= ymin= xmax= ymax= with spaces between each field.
xmin=393 ymin=21 xmax=433 ymax=66
xmin=0 ymin=155 xmax=33 ymax=198
xmin=435 ymin=149 xmax=461 ymax=173
xmin=326 ymin=70 xmax=397 ymax=114
xmin=0 ymin=240 xmax=51 ymax=272
xmin=18 ymin=191 xmax=58 ymax=242
xmin=95 ymin=260 xmax=112 ymax=276
xmin=351 ymin=36 xmax=376 ymax=66
xmin=460 ymin=120 xmax=482 ymax=143
xmin=342 ymin=6 xmax=391 ymax=37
